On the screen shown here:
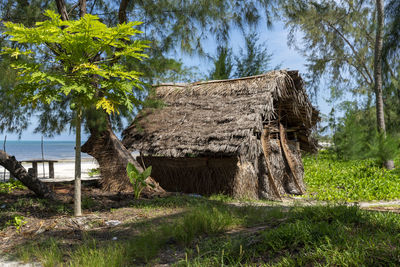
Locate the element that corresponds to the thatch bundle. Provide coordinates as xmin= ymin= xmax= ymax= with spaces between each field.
xmin=122 ymin=70 xmax=319 ymax=199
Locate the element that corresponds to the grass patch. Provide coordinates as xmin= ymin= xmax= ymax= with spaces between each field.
xmin=10 ymin=195 xmax=400 ymax=266
xmin=180 ymin=205 xmax=400 ymax=266
xmin=303 ymin=150 xmax=400 ymax=201
xmin=17 ymin=238 xmax=63 ymax=267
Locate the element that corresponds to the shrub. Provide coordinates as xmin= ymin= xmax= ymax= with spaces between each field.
xmin=126 ymin=163 xmax=153 ymax=199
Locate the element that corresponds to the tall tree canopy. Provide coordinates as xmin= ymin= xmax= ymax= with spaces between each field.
xmin=384 ymin=0 xmax=400 ymax=59
xmin=281 ymin=0 xmax=399 ymax=168
xmin=0 ymin=0 xmax=278 ymax=190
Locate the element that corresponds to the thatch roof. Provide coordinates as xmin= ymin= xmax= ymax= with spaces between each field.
xmin=122 ymin=70 xmax=319 ymax=158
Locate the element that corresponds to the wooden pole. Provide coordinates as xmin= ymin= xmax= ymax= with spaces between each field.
xmin=41 ymin=136 xmax=45 ymax=178
xmin=3 ymin=135 xmax=6 ymax=182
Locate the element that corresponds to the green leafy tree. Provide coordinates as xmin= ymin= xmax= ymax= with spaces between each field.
xmin=234 ymin=32 xmax=272 ymax=78
xmin=2 ymin=10 xmax=148 ymax=215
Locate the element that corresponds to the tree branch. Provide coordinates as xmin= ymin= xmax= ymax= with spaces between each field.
xmin=0 ymin=150 xmax=56 ymax=200
xmin=343 ymin=57 xmax=373 ymax=86
xmin=322 ymin=19 xmax=374 ymax=85
xmin=55 ymin=0 xmax=69 ymax=21
xmin=68 ymin=2 xmax=80 ymax=17
xmin=79 ymin=0 xmax=87 ymax=17
xmin=119 ymin=0 xmax=130 ymax=24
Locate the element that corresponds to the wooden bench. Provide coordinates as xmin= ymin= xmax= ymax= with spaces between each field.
xmin=23 ymin=159 xmax=58 ymax=178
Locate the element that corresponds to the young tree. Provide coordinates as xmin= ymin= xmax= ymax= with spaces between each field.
xmin=2 ymin=10 xmax=148 ymax=215
xmin=234 ymin=32 xmax=272 ymax=78
xmin=209 ymin=46 xmax=233 ymax=80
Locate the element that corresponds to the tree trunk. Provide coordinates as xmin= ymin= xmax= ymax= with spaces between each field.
xmin=81 ymin=117 xmax=142 ymax=191
xmin=0 ymin=150 xmax=56 ymax=200
xmin=374 ymin=0 xmax=385 ymax=133
xmin=119 ymin=0 xmax=130 ymax=24
xmin=74 ymin=107 xmax=82 ymax=216
xmin=374 ymin=0 xmax=394 ymax=169
xmin=82 ymin=119 xmax=166 ymax=195
xmin=55 ymin=0 xmax=69 ymax=21
xmin=79 ymin=0 xmax=86 ymax=17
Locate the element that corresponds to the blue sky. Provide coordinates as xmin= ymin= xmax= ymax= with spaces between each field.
xmin=2 ymin=21 xmax=330 ymax=142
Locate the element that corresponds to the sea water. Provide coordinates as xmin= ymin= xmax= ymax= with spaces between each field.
xmin=1 ymin=140 xmax=91 ymax=161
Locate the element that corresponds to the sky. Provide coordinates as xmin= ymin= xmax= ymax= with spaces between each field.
xmin=2 ymin=21 xmax=331 ymax=142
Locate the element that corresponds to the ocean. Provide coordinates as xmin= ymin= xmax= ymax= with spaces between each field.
xmin=1 ymin=141 xmax=91 ymax=160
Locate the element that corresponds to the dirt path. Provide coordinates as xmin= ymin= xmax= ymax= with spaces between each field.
xmin=230 ymin=197 xmax=400 ymax=211
xmin=0 ymin=257 xmax=41 ymax=267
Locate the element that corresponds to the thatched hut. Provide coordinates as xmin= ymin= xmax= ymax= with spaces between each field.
xmin=122 ymin=70 xmax=319 ymax=200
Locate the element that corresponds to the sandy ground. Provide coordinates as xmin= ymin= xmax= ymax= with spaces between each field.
xmin=0 ymin=257 xmax=41 ymax=267
xmin=0 ymin=158 xmax=99 ymax=182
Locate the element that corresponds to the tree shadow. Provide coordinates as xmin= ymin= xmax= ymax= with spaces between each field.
xmin=3 ymin=190 xmax=400 ymax=266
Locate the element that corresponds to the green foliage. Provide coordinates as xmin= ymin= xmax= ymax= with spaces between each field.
xmin=209 ymin=46 xmax=233 ymax=80
xmin=234 ymin=32 xmax=272 ymax=78
xmin=384 ymin=0 xmax=400 ymax=59
xmin=126 ymin=163 xmax=153 ymax=199
xmin=0 ymin=0 xmax=277 ymax=137
xmin=2 ymin=10 xmax=149 ymax=115
xmin=82 ymin=196 xmax=96 ymax=211
xmin=367 ymin=132 xmax=400 ymax=166
xmin=303 ymin=150 xmax=400 ymax=201
xmin=88 ymin=168 xmax=100 ymax=177
xmin=333 ymin=103 xmax=375 ymax=159
xmin=68 ymin=239 xmax=126 ymax=267
xmin=174 ymin=206 xmax=237 ymax=245
xmin=122 ymin=0 xmax=275 ymax=56
xmin=281 ymin=0 xmax=376 ymax=97
xmin=182 ymin=205 xmax=400 ymax=266
xmin=17 ymin=238 xmax=63 ymax=267
xmin=6 ymin=215 xmax=27 ymax=233
xmin=0 ymin=179 xmax=26 ymax=194
xmin=332 ymin=104 xmax=400 ymax=164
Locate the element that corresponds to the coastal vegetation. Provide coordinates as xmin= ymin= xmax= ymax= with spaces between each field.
xmin=0 ymin=0 xmax=399 ymax=265
xmin=304 ymin=151 xmax=400 ymax=202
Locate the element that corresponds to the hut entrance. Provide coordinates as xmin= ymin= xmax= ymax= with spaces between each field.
xmin=260 ymin=122 xmax=304 ymax=199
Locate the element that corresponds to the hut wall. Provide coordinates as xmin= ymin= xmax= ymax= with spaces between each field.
xmin=233 ymin=160 xmax=259 ymax=199
xmin=138 ymin=136 xmax=304 ymax=200
xmin=139 ymin=156 xmax=259 ymax=198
